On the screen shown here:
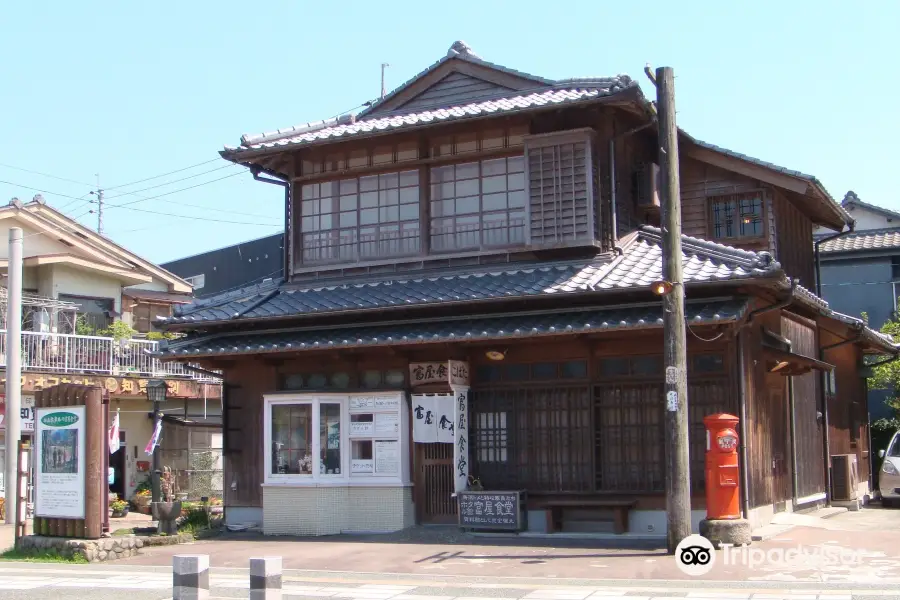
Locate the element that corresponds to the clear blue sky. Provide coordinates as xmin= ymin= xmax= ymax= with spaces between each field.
xmin=1 ymin=1 xmax=896 ymax=264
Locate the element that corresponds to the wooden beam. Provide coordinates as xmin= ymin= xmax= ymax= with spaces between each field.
xmin=684 ymin=144 xmax=810 ymax=195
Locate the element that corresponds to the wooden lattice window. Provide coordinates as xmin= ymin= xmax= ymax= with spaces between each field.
xmin=710 ymin=193 xmax=765 ymax=240
xmin=524 ymin=129 xmax=597 ymax=247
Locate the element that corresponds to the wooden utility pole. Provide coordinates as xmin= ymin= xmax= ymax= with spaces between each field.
xmin=656 ymin=66 xmax=692 ymax=553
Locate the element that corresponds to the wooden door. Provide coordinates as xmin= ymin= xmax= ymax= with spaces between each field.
xmin=766 ymin=373 xmax=792 ymax=511
xmin=415 ymin=443 xmax=455 ymax=524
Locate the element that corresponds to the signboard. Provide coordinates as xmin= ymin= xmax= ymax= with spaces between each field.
xmin=452 ymin=386 xmax=469 ymax=493
xmin=1 ymin=374 xmax=220 ymax=400
xmin=458 ymin=491 xmax=523 ymax=531
xmin=351 ymin=459 xmax=374 ymax=474
xmin=375 ymin=412 xmax=399 ymax=436
xmin=349 ymin=419 xmax=374 ymax=437
xmin=35 ymin=405 xmax=86 ymax=519
xmin=349 ymin=396 xmax=375 ymax=411
xmin=0 ymin=395 xmax=36 ymax=433
xmin=374 ymin=440 xmax=400 ymax=474
xmin=374 ymin=396 xmax=400 ymax=411
xmin=409 ymin=361 xmax=470 ymax=387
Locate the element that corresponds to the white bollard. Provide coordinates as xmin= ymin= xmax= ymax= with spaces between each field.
xmin=249 ymin=556 xmax=282 ymax=600
xmin=173 ymin=554 xmax=210 ymax=600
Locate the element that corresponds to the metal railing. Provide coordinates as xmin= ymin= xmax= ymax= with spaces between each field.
xmin=0 ymin=330 xmax=219 ymax=382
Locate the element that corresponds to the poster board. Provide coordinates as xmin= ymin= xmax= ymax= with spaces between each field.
xmin=458 ymin=491 xmax=523 ymax=531
xmin=348 ymin=393 xmax=403 ymax=479
xmin=34 ymin=405 xmax=86 ymax=519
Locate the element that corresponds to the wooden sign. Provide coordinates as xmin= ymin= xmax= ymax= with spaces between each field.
xmin=2 ymin=373 xmax=221 ymax=400
xmin=458 ymin=491 xmax=523 ymax=531
xmin=409 ymin=361 xmax=470 ymax=387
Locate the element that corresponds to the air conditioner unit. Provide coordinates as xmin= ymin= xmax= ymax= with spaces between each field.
xmin=635 ymin=163 xmax=660 ymax=208
xmin=831 ymin=454 xmax=859 ymax=501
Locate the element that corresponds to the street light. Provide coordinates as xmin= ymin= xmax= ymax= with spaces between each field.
xmin=146 ymin=379 xmax=167 ymax=504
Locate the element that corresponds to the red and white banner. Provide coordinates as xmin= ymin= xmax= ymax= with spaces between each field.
xmin=108 ymin=410 xmax=120 ymax=454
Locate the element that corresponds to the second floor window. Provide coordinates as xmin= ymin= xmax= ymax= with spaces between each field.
xmin=430 ymin=156 xmax=526 ymax=252
xmin=711 ymin=193 xmax=764 ymax=240
xmin=300 ymin=171 xmax=420 ymax=264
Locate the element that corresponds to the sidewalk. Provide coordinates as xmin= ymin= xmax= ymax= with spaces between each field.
xmin=115 ymin=506 xmax=900 ymax=584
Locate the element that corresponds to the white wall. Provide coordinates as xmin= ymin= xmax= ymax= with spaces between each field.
xmin=815 ymin=205 xmax=897 ymax=235
xmin=0 ymin=222 xmax=85 ymax=260
xmin=49 ymin=264 xmax=122 ymax=313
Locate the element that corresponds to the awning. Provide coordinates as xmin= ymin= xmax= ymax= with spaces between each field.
xmin=763 ymin=346 xmax=834 ymax=376
xmin=160 ymin=298 xmax=749 ymax=359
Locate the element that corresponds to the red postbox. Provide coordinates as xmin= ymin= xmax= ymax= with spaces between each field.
xmin=703 ymin=413 xmax=741 ymax=520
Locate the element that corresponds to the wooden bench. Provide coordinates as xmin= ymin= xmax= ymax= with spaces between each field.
xmin=532 ymin=498 xmax=637 ymax=534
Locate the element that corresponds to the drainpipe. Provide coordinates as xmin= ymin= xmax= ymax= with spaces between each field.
xmin=736 ymin=329 xmax=752 ymax=521
xmin=815 ymin=222 xmax=855 ymax=298
xmin=742 ymin=279 xmax=798 ymax=326
xmin=251 ymin=166 xmax=290 ymax=280
xmin=609 ymin=122 xmax=654 ymax=246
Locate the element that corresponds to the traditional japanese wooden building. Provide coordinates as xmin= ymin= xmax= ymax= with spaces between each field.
xmin=158 ymin=42 xmax=897 ymax=537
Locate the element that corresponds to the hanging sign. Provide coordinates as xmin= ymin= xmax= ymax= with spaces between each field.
xmin=410 ymin=361 xmax=470 ymax=387
xmin=35 ymin=405 xmax=86 ymax=519
xmin=412 ymin=394 xmax=437 ymax=443
xmin=4 ymin=374 xmax=221 ymax=400
xmin=436 ymin=395 xmax=455 ymax=444
xmin=451 ymin=386 xmax=470 ymax=493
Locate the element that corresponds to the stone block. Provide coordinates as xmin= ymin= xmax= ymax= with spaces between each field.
xmin=699 ymin=518 xmax=752 ymax=548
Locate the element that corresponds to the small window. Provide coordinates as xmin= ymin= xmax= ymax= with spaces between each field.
xmin=361 ymin=370 xmax=382 ymax=388
xmin=307 ymin=373 xmax=327 ymax=388
xmin=477 ymin=365 xmax=502 ymax=383
xmin=561 ymin=360 xmax=588 ymax=379
xmin=283 ymin=374 xmax=304 ymax=390
xmin=531 ymin=362 xmax=558 ymax=380
xmin=892 ymin=256 xmax=900 ymax=280
xmin=600 ymin=358 xmax=630 ymax=377
xmin=711 ymin=194 xmax=764 ymax=240
xmin=632 ymin=356 xmax=663 ymax=376
xmin=692 ymin=354 xmax=725 ymax=373
xmin=184 ymin=274 xmax=205 ymax=290
xmin=503 ymin=363 xmax=530 ymax=381
xmin=271 ymin=404 xmax=313 ymax=475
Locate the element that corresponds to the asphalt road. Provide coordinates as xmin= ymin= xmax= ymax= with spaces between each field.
xmin=0 ymin=562 xmax=898 ymax=600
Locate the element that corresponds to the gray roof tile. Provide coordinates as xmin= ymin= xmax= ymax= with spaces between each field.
xmin=159 ymin=299 xmax=748 ymax=359
xmin=226 ymin=85 xmax=634 ymax=156
xmin=817 ymin=227 xmax=900 ymax=253
xmin=165 ymin=228 xmax=780 ymax=326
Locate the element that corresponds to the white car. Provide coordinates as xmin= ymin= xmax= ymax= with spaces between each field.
xmin=878 ymin=431 xmax=900 ymax=507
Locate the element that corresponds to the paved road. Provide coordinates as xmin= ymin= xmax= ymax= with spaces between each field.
xmin=0 ymin=562 xmax=897 ymax=600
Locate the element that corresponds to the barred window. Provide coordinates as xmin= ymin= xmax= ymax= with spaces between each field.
xmin=711 ymin=193 xmax=764 ymax=239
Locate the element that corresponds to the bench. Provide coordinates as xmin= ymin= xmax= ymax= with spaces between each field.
xmin=532 ymin=498 xmax=637 ymax=534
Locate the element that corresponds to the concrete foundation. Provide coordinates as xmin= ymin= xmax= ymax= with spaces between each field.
xmin=699 ymin=518 xmax=751 ymax=548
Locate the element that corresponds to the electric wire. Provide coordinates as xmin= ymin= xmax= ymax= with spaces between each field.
xmin=102 ymin=158 xmax=222 ymax=191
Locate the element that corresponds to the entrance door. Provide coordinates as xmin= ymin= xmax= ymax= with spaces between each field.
xmin=109 ymin=431 xmax=126 ymax=499
xmin=415 ymin=443 xmax=455 ymax=524
xmin=766 ymin=373 xmax=792 ymax=512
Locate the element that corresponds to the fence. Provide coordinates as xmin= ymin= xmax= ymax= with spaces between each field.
xmin=0 ymin=330 xmax=219 ymax=382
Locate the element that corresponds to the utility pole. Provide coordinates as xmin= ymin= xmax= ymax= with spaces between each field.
xmin=655 ymin=66 xmax=692 ymax=553
xmin=95 ymin=174 xmax=103 ymax=234
xmin=4 ymin=227 xmax=23 ymax=525
xmin=381 ymin=63 xmax=390 ymax=100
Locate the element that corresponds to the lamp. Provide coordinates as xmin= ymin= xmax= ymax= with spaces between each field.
xmin=485 ymin=350 xmax=506 ymax=361
xmin=146 ymin=379 xmax=168 ymax=504
xmin=650 ymin=280 xmax=674 ymax=296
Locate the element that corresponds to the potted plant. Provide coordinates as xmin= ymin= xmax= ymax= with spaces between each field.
xmin=132 ymin=482 xmax=152 ymax=514
xmin=110 ymin=497 xmax=129 ymax=518
xmin=151 ymin=466 xmax=182 ymax=535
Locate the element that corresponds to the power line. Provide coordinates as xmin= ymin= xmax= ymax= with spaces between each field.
xmin=102 ymin=158 xmax=222 ymax=191
xmin=103 ymin=171 xmax=249 ymax=210
xmin=0 ymin=163 xmax=95 ymax=188
xmin=113 ymin=204 xmax=282 ymax=227
xmin=102 ymin=164 xmax=239 ymax=201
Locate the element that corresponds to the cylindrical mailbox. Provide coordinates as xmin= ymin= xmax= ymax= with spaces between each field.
xmin=703 ymin=413 xmax=741 ymax=520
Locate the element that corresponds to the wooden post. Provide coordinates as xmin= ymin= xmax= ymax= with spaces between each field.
xmin=85 ymin=387 xmax=103 ymax=539
xmin=656 ymin=66 xmax=693 ymax=553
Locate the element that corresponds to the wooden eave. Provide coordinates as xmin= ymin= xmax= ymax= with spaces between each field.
xmin=763 ymin=345 xmax=834 ymax=375
xmin=682 ymin=141 xmax=847 ymax=231
xmin=0 ymin=254 xmax=153 ymax=284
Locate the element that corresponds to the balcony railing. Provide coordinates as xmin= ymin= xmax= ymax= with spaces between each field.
xmin=0 ymin=330 xmax=219 ymax=382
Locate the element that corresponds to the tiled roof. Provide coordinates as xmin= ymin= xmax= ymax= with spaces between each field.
xmin=164 ymin=227 xmax=781 ymax=326
xmin=816 ymin=228 xmax=900 ymax=253
xmin=158 ymin=299 xmax=748 ymax=359
xmin=226 ymin=85 xmax=634 ymax=156
xmin=791 ymin=284 xmax=897 ymax=354
xmin=841 ymin=191 xmax=900 ymax=222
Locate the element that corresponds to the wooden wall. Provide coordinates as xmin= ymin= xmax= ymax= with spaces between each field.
xmin=221 ymin=361 xmax=277 ymax=509
xmin=821 ymin=335 xmax=870 ymax=482
xmin=774 ymin=190 xmax=815 ymax=288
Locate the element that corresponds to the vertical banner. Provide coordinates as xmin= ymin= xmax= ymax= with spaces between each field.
xmin=35 ymin=405 xmax=86 ymax=519
xmin=451 ymin=386 xmax=469 ymax=493
xmin=436 ymin=395 xmax=455 ymax=444
xmin=411 ymin=394 xmax=437 ymax=443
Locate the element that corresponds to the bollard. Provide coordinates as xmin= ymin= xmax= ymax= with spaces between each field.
xmin=250 ymin=556 xmax=282 ymax=600
xmin=173 ymin=554 xmax=210 ymax=600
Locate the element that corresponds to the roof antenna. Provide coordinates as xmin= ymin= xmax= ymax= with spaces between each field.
xmin=381 ymin=63 xmax=390 ymax=100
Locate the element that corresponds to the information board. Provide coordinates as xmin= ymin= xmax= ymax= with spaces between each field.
xmin=457 ymin=491 xmax=523 ymax=531
xmin=34 ymin=405 xmax=87 ymax=519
